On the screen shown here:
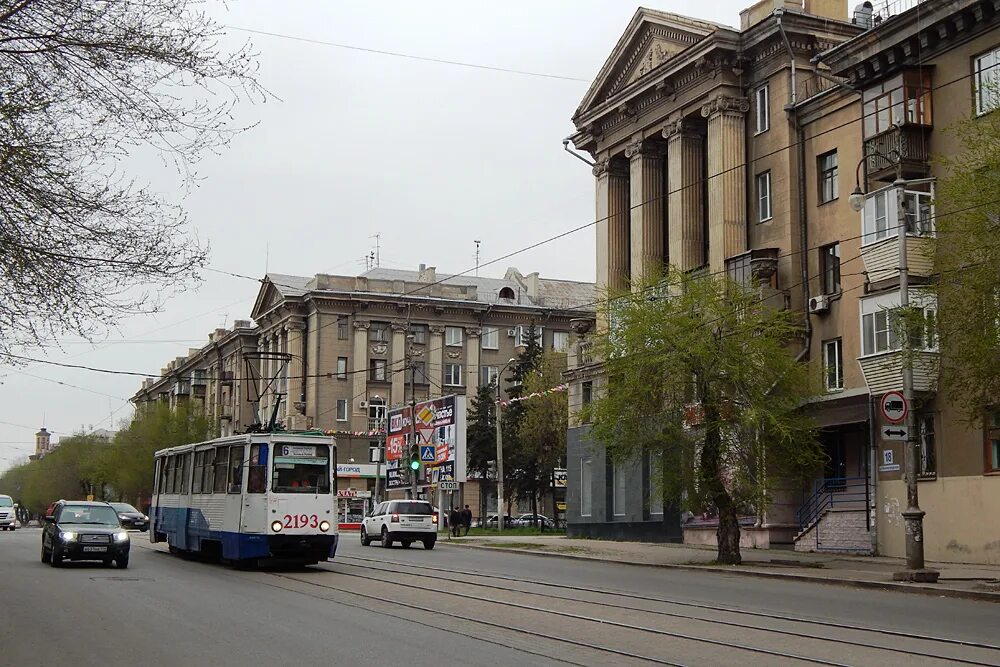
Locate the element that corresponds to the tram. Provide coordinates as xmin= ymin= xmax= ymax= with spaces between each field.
xmin=151 ymin=432 xmax=338 ymax=565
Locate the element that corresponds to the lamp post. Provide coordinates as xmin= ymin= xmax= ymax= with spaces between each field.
xmin=407 ymin=334 xmax=418 ymax=501
xmin=495 ymin=357 xmax=517 ymax=533
xmin=372 ymin=394 xmax=383 ymax=505
xmin=849 ymin=152 xmax=939 ymax=583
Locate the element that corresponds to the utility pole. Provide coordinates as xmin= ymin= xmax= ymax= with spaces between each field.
xmin=407 ymin=334 xmax=418 ymax=500
xmin=373 ymin=395 xmax=385 ymax=505
xmin=893 ymin=175 xmax=938 ymax=583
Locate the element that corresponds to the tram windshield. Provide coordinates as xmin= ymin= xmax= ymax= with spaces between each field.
xmin=272 ymin=443 xmax=331 ymax=494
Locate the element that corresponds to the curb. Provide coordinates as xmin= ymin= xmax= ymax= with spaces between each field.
xmin=445 ymin=541 xmax=1000 ymax=603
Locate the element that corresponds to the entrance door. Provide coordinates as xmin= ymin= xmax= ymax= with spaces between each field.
xmin=821 ymin=431 xmax=847 ymax=490
xmin=242 ymin=442 xmax=268 ymax=534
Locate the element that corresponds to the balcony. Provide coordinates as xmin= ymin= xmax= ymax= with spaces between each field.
xmin=859 ymin=184 xmax=935 ymax=285
xmin=861 ymin=234 xmax=935 ymax=284
xmin=219 ymin=370 xmax=234 ymax=386
xmin=864 ymin=124 xmax=930 ymax=184
xmin=858 ymin=350 xmax=939 ymax=394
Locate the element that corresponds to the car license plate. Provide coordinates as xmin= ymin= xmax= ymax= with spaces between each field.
xmin=82 ymin=546 xmax=107 ymax=552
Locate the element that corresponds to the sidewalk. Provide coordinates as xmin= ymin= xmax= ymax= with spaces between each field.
xmin=446 ymin=534 xmax=1000 ymax=602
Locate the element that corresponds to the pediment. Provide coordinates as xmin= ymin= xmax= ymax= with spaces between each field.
xmin=250 ymin=281 xmax=283 ymax=320
xmin=575 ymin=9 xmax=720 ymax=121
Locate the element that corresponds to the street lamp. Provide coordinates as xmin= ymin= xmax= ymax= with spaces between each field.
xmin=495 ymin=357 xmax=517 ymax=532
xmin=371 ymin=394 xmax=383 ymax=505
xmin=850 ymin=151 xmax=939 ymax=583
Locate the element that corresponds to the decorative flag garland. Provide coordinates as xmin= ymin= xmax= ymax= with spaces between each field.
xmin=324 ymin=429 xmax=385 ymax=438
xmin=498 ymin=383 xmax=568 ymax=408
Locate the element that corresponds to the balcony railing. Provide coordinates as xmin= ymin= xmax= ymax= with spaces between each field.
xmin=858 ymin=349 xmax=939 ymax=394
xmin=853 ymin=0 xmax=928 ymax=29
xmin=865 ymin=124 xmax=930 ymax=183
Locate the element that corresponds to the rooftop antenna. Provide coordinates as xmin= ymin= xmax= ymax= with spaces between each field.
xmin=474 ymin=240 xmax=481 ymax=276
xmin=264 ymin=243 xmax=270 ymax=274
xmin=370 ymin=232 xmax=381 ymax=268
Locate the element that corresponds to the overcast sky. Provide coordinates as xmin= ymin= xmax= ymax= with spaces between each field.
xmin=0 ymin=0 xmax=749 ymax=472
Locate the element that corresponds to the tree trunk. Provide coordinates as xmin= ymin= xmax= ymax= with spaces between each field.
xmin=701 ymin=401 xmax=742 ymax=565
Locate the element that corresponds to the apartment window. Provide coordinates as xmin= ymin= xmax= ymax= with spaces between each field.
xmin=407 ymin=361 xmax=428 ymax=385
xmin=409 ymin=324 xmax=426 ymax=344
xmin=757 ymin=171 xmax=772 ymax=222
xmin=916 ymin=412 xmax=936 ymax=478
xmin=480 ymin=365 xmax=499 ymax=388
xmin=862 ymin=309 xmax=898 ymax=355
xmin=515 ymin=325 xmax=543 ymax=348
xmin=337 ymin=318 xmax=348 ymax=340
xmin=369 ymin=322 xmax=389 ymax=343
xmin=582 ymin=381 xmax=593 ymax=408
xmin=902 ymin=190 xmax=934 ymax=236
xmin=755 ymin=84 xmax=769 ymax=134
xmin=862 ymin=70 xmax=932 ymax=136
xmin=818 ymin=151 xmax=838 ymax=203
xmin=336 ymin=357 xmax=347 ymax=381
xmin=863 ymin=189 xmax=891 ymax=244
xmin=987 ymin=410 xmax=1000 ymax=473
xmin=445 ymin=326 xmax=463 ymax=347
xmin=480 ymin=327 xmax=499 ymax=350
xmin=444 ymin=363 xmax=463 ymax=386
xmin=823 ymin=339 xmax=844 ymax=391
xmin=580 ymin=457 xmax=592 ymax=517
xmin=612 ymin=461 xmax=626 ymax=517
xmin=975 ymin=47 xmax=1000 ymax=115
xmin=552 ymin=331 xmax=570 ymax=353
xmin=336 ymin=399 xmax=347 ymax=422
xmin=369 ymin=359 xmax=387 ymax=382
xmin=821 ymin=243 xmax=841 ymax=295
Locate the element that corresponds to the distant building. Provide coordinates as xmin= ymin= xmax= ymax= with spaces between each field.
xmin=32 ymin=427 xmax=52 ymax=459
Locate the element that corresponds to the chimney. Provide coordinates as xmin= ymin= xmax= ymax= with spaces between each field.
xmin=418 ymin=265 xmax=436 ymax=283
xmin=234 ymin=319 xmax=252 ymax=330
xmin=525 ymin=272 xmax=541 ymax=301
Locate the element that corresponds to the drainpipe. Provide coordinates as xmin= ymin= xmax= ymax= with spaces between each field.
xmin=563 ymin=138 xmax=595 ymax=167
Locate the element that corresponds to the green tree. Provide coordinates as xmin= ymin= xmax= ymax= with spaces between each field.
xmin=466 ymin=383 xmax=497 ymax=523
xmin=516 ymin=352 xmax=568 ymax=528
xmin=500 ymin=323 xmax=543 ymax=517
xmin=587 ymin=270 xmax=821 ymax=564
xmin=933 ymin=107 xmax=1000 ymax=421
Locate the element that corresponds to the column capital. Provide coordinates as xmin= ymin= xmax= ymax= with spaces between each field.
xmin=390 ymin=321 xmax=408 ymax=333
xmin=352 ymin=320 xmax=370 ymax=331
xmin=592 ymin=155 xmax=628 ymax=178
xmin=625 ymin=138 xmax=668 ymax=160
xmin=466 ymin=327 xmax=482 ymax=338
xmin=284 ymin=318 xmax=305 ymax=332
xmin=700 ymin=95 xmax=749 ymax=119
xmin=662 ymin=118 xmax=702 ymax=140
xmin=428 ymin=324 xmax=445 ymax=335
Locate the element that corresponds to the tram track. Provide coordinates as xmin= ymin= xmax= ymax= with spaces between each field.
xmin=332 ymin=552 xmax=1000 ymax=667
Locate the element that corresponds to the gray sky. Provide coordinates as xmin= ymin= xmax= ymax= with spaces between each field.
xmin=0 ymin=0 xmax=748 ymax=472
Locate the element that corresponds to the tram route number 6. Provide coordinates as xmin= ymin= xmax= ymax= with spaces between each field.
xmin=283 ymin=514 xmax=320 ymax=529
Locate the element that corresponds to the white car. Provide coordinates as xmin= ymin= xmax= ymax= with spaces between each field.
xmin=361 ymin=500 xmax=438 ymax=550
xmin=0 ymin=495 xmax=15 ymax=531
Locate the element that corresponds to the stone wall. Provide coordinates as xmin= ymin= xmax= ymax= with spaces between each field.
xmin=794 ymin=509 xmax=872 ymax=554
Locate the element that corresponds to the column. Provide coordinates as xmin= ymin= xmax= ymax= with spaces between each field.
xmin=285 ymin=319 xmax=305 ymax=426
xmin=429 ymin=325 xmax=445 ymax=395
xmin=352 ymin=320 xmax=369 ymax=416
xmin=466 ymin=327 xmax=481 ymax=390
xmin=663 ymin=119 xmax=705 ymax=272
xmin=701 ymin=95 xmax=749 ymax=272
xmin=593 ymin=156 xmax=630 ymax=293
xmin=626 ymin=138 xmax=667 ymax=287
xmin=391 ymin=322 xmax=407 ymax=406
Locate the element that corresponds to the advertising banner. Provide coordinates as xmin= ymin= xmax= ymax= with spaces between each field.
xmin=386 ymin=394 xmax=467 ymax=487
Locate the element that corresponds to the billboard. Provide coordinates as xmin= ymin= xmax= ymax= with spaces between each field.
xmin=386 ymin=394 xmax=467 ymax=490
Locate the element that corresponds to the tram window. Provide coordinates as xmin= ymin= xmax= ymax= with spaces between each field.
xmin=272 ymin=443 xmax=331 ymax=494
xmin=212 ymin=447 xmax=229 ymax=493
xmin=153 ymin=459 xmax=161 ymax=496
xmin=192 ymin=451 xmax=203 ymax=494
xmin=228 ymin=445 xmax=244 ymax=493
xmin=180 ymin=452 xmax=191 ymax=494
xmin=248 ymin=444 xmax=267 ymax=494
xmin=202 ymin=451 xmax=214 ymax=493
xmin=172 ymin=456 xmax=183 ymax=494
xmin=165 ymin=456 xmax=176 ymax=494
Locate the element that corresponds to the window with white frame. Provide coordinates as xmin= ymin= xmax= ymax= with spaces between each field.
xmin=409 ymin=324 xmax=426 ymax=344
xmin=755 ymin=84 xmax=769 ymax=134
xmin=480 ymin=365 xmax=499 ymax=388
xmin=975 ymin=46 xmax=1000 ymax=116
xmin=369 ymin=359 xmax=387 ymax=382
xmin=823 ymin=338 xmax=844 ymax=391
xmin=757 ymin=171 xmax=772 ymax=222
xmin=480 ymin=327 xmax=499 ymax=350
xmin=336 ymin=399 xmax=347 ymax=422
xmin=580 ymin=457 xmax=592 ymax=517
xmin=445 ymin=326 xmax=463 ymax=347
xmin=862 ymin=185 xmax=935 ymax=245
xmin=336 ymin=357 xmax=347 ymax=381
xmin=444 ymin=363 xmax=463 ymax=386
xmin=902 ymin=190 xmax=934 ymax=235
xmin=860 ymin=292 xmax=937 ymax=356
xmin=552 ymin=331 xmax=570 ymax=353
xmin=515 ymin=325 xmax=543 ymax=348
xmin=612 ymin=461 xmax=626 ymax=517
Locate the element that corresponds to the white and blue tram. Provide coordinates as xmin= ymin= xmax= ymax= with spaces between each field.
xmin=151 ymin=432 xmax=338 ymax=564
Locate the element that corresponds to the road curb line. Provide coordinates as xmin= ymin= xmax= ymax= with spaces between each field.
xmin=444 ymin=542 xmax=1000 ymax=603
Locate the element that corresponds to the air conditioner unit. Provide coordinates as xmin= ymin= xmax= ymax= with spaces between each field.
xmin=507 ymin=329 xmax=517 ymax=337
xmin=358 ymin=400 xmax=368 ymax=409
xmin=808 ymin=294 xmax=831 ymax=314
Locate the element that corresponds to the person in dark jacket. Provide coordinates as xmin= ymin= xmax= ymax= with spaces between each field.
xmin=449 ymin=508 xmax=461 ymax=537
xmin=461 ymin=505 xmax=472 ymax=536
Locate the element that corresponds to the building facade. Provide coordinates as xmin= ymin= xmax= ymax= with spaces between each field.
xmin=566 ymin=0 xmax=1000 ymax=562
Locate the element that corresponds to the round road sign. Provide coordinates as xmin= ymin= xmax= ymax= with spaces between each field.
xmin=880 ymin=391 xmax=907 ymax=423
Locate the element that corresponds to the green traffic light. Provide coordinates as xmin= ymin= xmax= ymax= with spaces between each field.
xmin=409 ymin=459 xmax=420 ymax=471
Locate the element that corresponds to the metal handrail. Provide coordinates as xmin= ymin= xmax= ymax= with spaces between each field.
xmin=796 ymin=476 xmax=868 ymax=531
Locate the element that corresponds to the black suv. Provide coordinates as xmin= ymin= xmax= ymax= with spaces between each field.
xmin=41 ymin=501 xmax=130 ymax=568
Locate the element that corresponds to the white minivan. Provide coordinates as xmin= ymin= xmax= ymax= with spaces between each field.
xmin=0 ymin=495 xmax=16 ymax=531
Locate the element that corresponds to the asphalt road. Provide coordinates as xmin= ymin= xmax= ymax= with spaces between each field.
xmin=2 ymin=527 xmax=999 ymax=666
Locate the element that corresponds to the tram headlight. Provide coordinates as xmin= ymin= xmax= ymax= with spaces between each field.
xmin=271 ymin=520 xmax=283 ymax=533
xmin=319 ymin=520 xmax=330 ymax=533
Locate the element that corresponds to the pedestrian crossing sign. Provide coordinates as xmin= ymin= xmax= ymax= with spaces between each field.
xmin=420 ymin=445 xmax=435 ymax=462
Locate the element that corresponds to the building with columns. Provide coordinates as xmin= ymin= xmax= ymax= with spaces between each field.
xmin=249 ymin=265 xmax=594 ymax=502
xmin=565 ymin=0 xmax=1000 ymax=564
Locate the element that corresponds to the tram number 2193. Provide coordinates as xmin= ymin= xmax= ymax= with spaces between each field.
xmin=283 ymin=514 xmax=320 ymax=529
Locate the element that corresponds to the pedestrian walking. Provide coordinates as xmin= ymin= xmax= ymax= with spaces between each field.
xmin=449 ymin=507 xmax=461 ymax=537
xmin=461 ymin=505 xmax=472 ymax=537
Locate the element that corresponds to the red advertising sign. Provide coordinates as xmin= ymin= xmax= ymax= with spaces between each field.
xmin=386 ymin=433 xmax=405 ymax=461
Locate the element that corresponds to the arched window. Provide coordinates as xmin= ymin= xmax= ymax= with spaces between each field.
xmin=499 ymin=287 xmax=515 ymax=300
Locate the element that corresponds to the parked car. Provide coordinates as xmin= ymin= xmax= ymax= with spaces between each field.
xmin=110 ymin=502 xmax=148 ymax=531
xmin=0 ymin=494 xmax=15 ymax=531
xmin=41 ymin=500 xmax=130 ymax=568
xmin=513 ymin=513 xmax=555 ymax=529
xmin=482 ymin=514 xmax=514 ymax=528
xmin=361 ymin=500 xmax=438 ymax=550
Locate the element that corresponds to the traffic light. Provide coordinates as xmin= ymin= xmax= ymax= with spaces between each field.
xmin=409 ymin=443 xmax=420 ymax=471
